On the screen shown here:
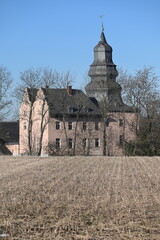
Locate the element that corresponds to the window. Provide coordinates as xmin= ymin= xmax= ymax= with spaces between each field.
xmin=56 ymin=138 xmax=61 ymax=148
xmin=23 ymin=122 xmax=27 ymax=130
xmin=95 ymin=122 xmax=99 ymax=130
xmin=24 ymin=111 xmax=27 ymax=117
xmin=68 ymin=122 xmax=73 ymax=130
xmin=119 ymin=119 xmax=124 ymax=127
xmin=95 ymin=138 xmax=100 ymax=147
xmin=106 ymin=120 xmax=109 ymax=127
xmin=83 ymin=138 xmax=88 ymax=148
xmin=83 ymin=106 xmax=93 ymax=112
xmin=68 ymin=106 xmax=74 ymax=113
xmin=119 ymin=135 xmax=124 ymax=145
xmin=83 ymin=122 xmax=87 ymax=131
xmin=68 ymin=106 xmax=78 ymax=113
xmin=68 ymin=138 xmax=73 ymax=149
xmin=56 ymin=121 xmax=61 ymax=130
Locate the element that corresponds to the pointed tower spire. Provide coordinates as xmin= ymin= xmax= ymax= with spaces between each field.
xmin=100 ymin=31 xmax=107 ymax=43
xmin=102 ymin=22 xmax=104 ymax=32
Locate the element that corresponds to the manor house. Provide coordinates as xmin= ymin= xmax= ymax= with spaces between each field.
xmin=0 ymin=30 xmax=137 ymax=156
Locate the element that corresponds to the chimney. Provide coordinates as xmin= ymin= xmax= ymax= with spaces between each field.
xmin=67 ymin=86 xmax=72 ymax=95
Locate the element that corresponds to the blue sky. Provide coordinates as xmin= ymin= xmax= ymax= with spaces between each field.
xmin=1 ymin=0 xmax=160 ymax=88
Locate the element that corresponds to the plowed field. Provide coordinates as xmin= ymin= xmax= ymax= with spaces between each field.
xmin=0 ymin=156 xmax=160 ymax=239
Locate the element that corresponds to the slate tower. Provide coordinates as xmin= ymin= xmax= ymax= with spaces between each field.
xmin=85 ymin=29 xmax=123 ymax=108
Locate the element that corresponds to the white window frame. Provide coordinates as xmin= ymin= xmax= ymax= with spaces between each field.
xmin=56 ymin=121 xmax=61 ymax=130
xmin=82 ymin=122 xmax=87 ymax=131
xmin=83 ymin=138 xmax=88 ymax=148
xmin=68 ymin=138 xmax=73 ymax=149
xmin=23 ymin=122 xmax=27 ymax=130
xmin=95 ymin=122 xmax=99 ymax=130
xmin=56 ymin=138 xmax=61 ymax=148
xmin=95 ymin=138 xmax=100 ymax=147
xmin=68 ymin=122 xmax=73 ymax=130
xmin=119 ymin=135 xmax=124 ymax=145
xmin=119 ymin=119 xmax=124 ymax=127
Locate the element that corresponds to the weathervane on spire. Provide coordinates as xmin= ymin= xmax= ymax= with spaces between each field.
xmin=99 ymin=15 xmax=105 ymax=32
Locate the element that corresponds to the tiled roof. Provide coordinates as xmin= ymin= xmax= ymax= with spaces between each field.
xmin=25 ymin=87 xmax=136 ymax=116
xmin=42 ymin=88 xmax=101 ymax=117
xmin=0 ymin=121 xmax=19 ymax=143
xmin=0 ymin=140 xmax=12 ymax=155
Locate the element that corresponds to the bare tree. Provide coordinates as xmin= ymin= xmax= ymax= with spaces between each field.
xmin=0 ymin=66 xmax=12 ymax=121
xmin=37 ymin=91 xmax=50 ymax=156
xmin=17 ymin=68 xmax=43 ymax=155
xmin=17 ymin=67 xmax=74 ymax=155
xmin=117 ymin=66 xmax=160 ymax=155
xmin=96 ymin=80 xmax=121 ymax=156
xmin=14 ymin=68 xmax=42 ymax=102
xmin=46 ymin=88 xmax=93 ymax=156
xmin=53 ymin=71 xmax=75 ymax=89
xmin=39 ymin=72 xmax=75 ymax=156
xmin=15 ymin=68 xmax=74 ymax=103
xmin=117 ymin=67 xmax=159 ymax=117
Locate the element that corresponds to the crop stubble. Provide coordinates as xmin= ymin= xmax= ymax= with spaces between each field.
xmin=0 ymin=156 xmax=160 ymax=239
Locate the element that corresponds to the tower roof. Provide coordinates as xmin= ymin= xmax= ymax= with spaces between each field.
xmin=100 ymin=31 xmax=107 ymax=42
xmin=94 ymin=31 xmax=112 ymax=52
